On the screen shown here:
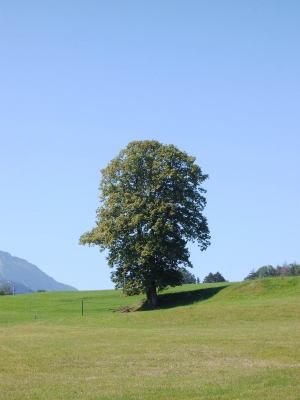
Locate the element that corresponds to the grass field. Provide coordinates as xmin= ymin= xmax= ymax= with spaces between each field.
xmin=0 ymin=277 xmax=300 ymax=399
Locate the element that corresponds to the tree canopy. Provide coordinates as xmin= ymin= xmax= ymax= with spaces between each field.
xmin=203 ymin=272 xmax=227 ymax=283
xmin=0 ymin=282 xmax=12 ymax=295
xmin=79 ymin=140 xmax=210 ymax=308
xmin=244 ymin=262 xmax=300 ymax=280
xmin=179 ymin=267 xmax=197 ymax=284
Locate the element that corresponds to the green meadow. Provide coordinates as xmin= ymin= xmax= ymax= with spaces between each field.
xmin=1 ymin=277 xmax=300 ymax=399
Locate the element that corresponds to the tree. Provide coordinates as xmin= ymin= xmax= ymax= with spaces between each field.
xmin=244 ymin=262 xmax=300 ymax=281
xmin=275 ymin=263 xmax=291 ymax=277
xmin=256 ymin=265 xmax=276 ymax=278
xmin=244 ymin=269 xmax=258 ymax=281
xmin=203 ymin=272 xmax=226 ymax=283
xmin=0 ymin=282 xmax=12 ymax=295
xmin=203 ymin=272 xmax=214 ymax=283
xmin=214 ymin=272 xmax=227 ymax=282
xmin=290 ymin=263 xmax=300 ymax=276
xmin=79 ymin=140 xmax=210 ymax=308
xmin=179 ymin=267 xmax=196 ymax=284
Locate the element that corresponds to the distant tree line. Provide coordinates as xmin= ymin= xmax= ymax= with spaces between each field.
xmin=244 ymin=262 xmax=300 ymax=281
xmin=180 ymin=268 xmax=197 ymax=284
xmin=0 ymin=282 xmax=12 ymax=295
xmin=180 ymin=269 xmax=227 ymax=284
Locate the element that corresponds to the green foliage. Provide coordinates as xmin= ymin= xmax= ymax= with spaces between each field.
xmin=179 ymin=267 xmax=196 ymax=284
xmin=290 ymin=263 xmax=300 ymax=276
xmin=203 ymin=271 xmax=227 ymax=283
xmin=244 ymin=269 xmax=258 ymax=281
xmin=244 ymin=262 xmax=300 ymax=280
xmin=0 ymin=282 xmax=12 ymax=295
xmin=79 ymin=140 xmax=210 ymax=307
xmin=256 ymin=265 xmax=276 ymax=278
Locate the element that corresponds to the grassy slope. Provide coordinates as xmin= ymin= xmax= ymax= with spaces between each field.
xmin=0 ymin=277 xmax=299 ymax=399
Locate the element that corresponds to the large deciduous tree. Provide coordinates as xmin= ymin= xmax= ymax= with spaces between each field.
xmin=79 ymin=140 xmax=210 ymax=308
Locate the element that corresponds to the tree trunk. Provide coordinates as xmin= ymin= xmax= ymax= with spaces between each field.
xmin=146 ymin=282 xmax=158 ymax=309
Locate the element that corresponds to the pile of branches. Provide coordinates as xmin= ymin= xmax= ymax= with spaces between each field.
xmin=108 ymin=306 xmax=133 ymax=313
xmin=119 ymin=306 xmax=133 ymax=313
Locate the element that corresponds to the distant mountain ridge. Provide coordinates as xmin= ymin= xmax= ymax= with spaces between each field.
xmin=0 ymin=278 xmax=34 ymax=294
xmin=0 ymin=251 xmax=77 ymax=292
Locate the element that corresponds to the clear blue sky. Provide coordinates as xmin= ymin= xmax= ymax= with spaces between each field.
xmin=1 ymin=1 xmax=299 ymax=290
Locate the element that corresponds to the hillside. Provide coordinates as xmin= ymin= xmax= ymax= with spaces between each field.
xmin=0 ymin=277 xmax=299 ymax=399
xmin=0 ymin=250 xmax=77 ymax=292
xmin=1 ymin=276 xmax=299 ymax=323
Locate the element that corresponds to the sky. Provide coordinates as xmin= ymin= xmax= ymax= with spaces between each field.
xmin=1 ymin=1 xmax=299 ymax=290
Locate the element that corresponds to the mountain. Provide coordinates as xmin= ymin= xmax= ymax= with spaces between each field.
xmin=0 ymin=278 xmax=35 ymax=294
xmin=0 ymin=251 xmax=77 ymax=292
